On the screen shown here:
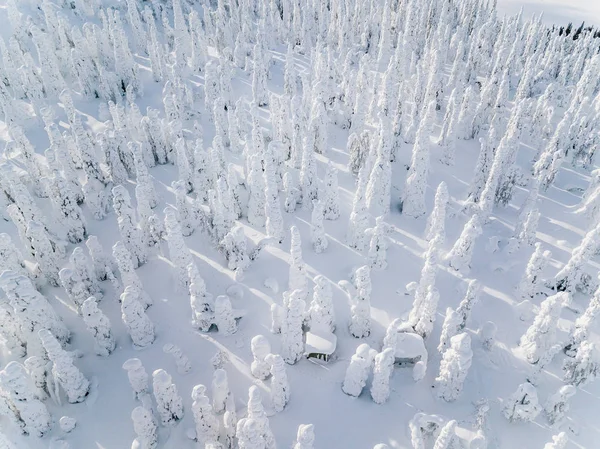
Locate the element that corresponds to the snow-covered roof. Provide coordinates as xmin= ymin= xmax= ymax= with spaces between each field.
xmin=305 ymin=330 xmax=337 ymax=355
xmin=395 ymin=332 xmax=428 ymax=361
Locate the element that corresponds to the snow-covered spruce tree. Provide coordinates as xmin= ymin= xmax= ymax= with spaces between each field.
xmin=445 ymin=214 xmax=482 ymax=273
xmin=121 ymin=288 xmax=155 ymax=349
xmin=323 ymin=163 xmax=340 ymax=220
xmin=38 ymin=329 xmax=89 ymax=403
xmin=433 ymin=420 xmax=457 ymax=449
xmin=435 ymin=333 xmax=473 ymax=402
xmin=214 ymin=295 xmax=237 ymax=336
xmin=0 ymin=361 xmax=51 ymax=437
xmin=518 ymin=243 xmax=551 ymax=301
xmin=342 ymin=343 xmax=374 ymax=397
xmin=553 ymin=221 xmax=600 ymax=293
xmin=293 ymin=423 xmax=315 ymax=449
xmin=347 ymin=146 xmax=374 ymax=250
xmin=122 ymin=358 xmax=149 ymax=400
xmin=544 ymin=385 xmax=576 ymax=426
xmin=246 ymin=385 xmax=276 ymax=449
xmin=307 ymin=275 xmax=335 ymax=332
xmin=0 ymin=304 xmax=26 ymax=357
xmin=152 ymin=369 xmax=184 ymax=426
xmin=544 ymin=433 xmax=568 ymax=449
xmin=424 ymin=182 xmax=449 ymax=243
xmin=414 ymin=286 xmax=441 ymax=339
xmin=218 ymin=226 xmax=251 ymax=281
xmin=520 ymin=293 xmax=564 ymax=364
xmin=8 ymin=126 xmax=45 ymax=198
xmin=60 ymin=268 xmax=87 ymax=313
xmin=83 ymin=177 xmax=110 ymax=220
xmin=131 ymin=406 xmax=157 ymax=449
xmin=264 ymin=164 xmax=284 ymax=244
xmin=172 ymin=180 xmax=198 ymax=238
xmin=563 ymin=340 xmax=600 ymax=386
xmin=112 ymin=241 xmax=150 ymax=307
xmin=438 ymin=307 xmax=462 ymax=355
xmin=211 ymin=368 xmax=233 ymax=416
xmin=282 ymin=290 xmax=306 ymax=364
xmin=565 ymin=289 xmax=600 ymax=357
xmin=310 ymin=199 xmax=328 ymax=253
xmin=0 ymin=233 xmax=29 ymax=280
xmin=26 ymin=221 xmax=61 ymax=287
xmin=503 ymin=382 xmax=541 ymax=422
xmin=265 ymin=353 xmax=290 ymax=412
xmin=70 ymin=247 xmax=101 ymax=300
xmin=370 ymin=348 xmax=395 ymax=404
xmin=247 ymin=153 xmax=266 ymax=227
xmin=191 ymin=385 xmax=219 ymax=445
xmin=164 ymin=206 xmax=193 ymax=290
xmin=402 ymin=100 xmax=436 ymax=218
xmin=455 ymin=279 xmax=482 ymax=331
xmin=81 ymin=297 xmax=115 ymax=356
xmin=366 ymin=117 xmax=393 ymax=217
xmin=408 ymin=236 xmax=442 ymax=329
xmin=382 ymin=318 xmax=402 ymax=353
xmin=347 ymin=265 xmax=372 ymax=338
xmin=48 ymin=172 xmax=86 ymax=244
xmin=113 ymin=185 xmax=147 ymax=268
xmin=250 ymin=335 xmax=271 ymax=380
xmin=288 ymin=225 xmax=308 ymax=295
xmin=347 ymin=131 xmax=371 ymax=177
xmin=367 ymin=216 xmax=389 ymax=270
xmin=0 ymin=270 xmax=69 ymax=347
xmin=466 ymin=130 xmax=498 ymax=204
xmin=299 ymin=134 xmax=319 ymax=208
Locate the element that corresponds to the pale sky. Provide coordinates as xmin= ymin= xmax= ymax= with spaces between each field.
xmin=496 ymin=0 xmax=600 ymax=27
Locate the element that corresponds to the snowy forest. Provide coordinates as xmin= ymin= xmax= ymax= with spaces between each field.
xmin=0 ymin=0 xmax=599 ymax=447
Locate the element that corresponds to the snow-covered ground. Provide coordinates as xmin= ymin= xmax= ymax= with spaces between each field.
xmin=0 ymin=1 xmax=599 ymax=449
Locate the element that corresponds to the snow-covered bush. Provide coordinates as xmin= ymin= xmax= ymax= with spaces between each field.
xmin=563 ymin=340 xmax=600 ymax=386
xmin=544 ymin=385 xmax=576 ymax=425
xmin=503 ymin=382 xmax=541 ymax=422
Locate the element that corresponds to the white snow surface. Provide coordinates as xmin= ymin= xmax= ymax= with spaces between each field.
xmin=0 ymin=0 xmax=599 ymax=449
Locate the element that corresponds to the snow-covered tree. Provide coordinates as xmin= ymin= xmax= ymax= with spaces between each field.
xmin=518 ymin=243 xmax=551 ymax=301
xmin=131 ymin=406 xmax=157 ymax=449
xmin=435 ymin=333 xmax=473 ymax=402
xmin=370 ymin=348 xmax=395 ymax=404
xmin=219 ymin=226 xmax=251 ymax=281
xmin=250 ymin=335 xmax=271 ymax=380
xmin=456 ymin=279 xmax=482 ymax=331
xmin=348 ymin=131 xmax=371 ymax=176
xmin=414 ymin=286 xmax=441 ymax=339
xmin=310 ymin=199 xmax=328 ymax=253
xmin=288 ymin=226 xmax=307 ymax=295
xmin=347 ymin=265 xmax=372 ymax=338
xmin=307 ymin=275 xmax=335 ymax=332
xmin=246 ymin=385 xmax=276 ymax=448
xmin=265 ymin=353 xmax=290 ymax=413
xmin=366 ymin=216 xmax=389 ymax=270
xmin=0 ymin=234 xmax=28 ymax=280
xmin=322 ymin=163 xmax=340 ymax=220
xmin=211 ymin=369 xmax=232 ymax=415
xmin=563 ymin=340 xmax=600 ymax=386
xmin=282 ymin=290 xmax=306 ymax=364
xmin=408 ymin=236 xmax=441 ymax=329
xmin=544 ymin=385 xmax=576 ymax=425
xmin=424 ymin=182 xmax=449 ymax=243
xmin=520 ymin=293 xmax=564 ymax=364
xmin=70 ymin=246 xmax=101 ymax=300
xmin=445 ymin=214 xmax=482 ymax=273
xmin=191 ymin=385 xmax=219 ymax=445
xmin=554 ymin=221 xmax=600 ymax=292
xmin=38 ymin=329 xmax=89 ymax=403
xmin=48 ymin=172 xmax=86 ymax=244
xmin=122 ymin=358 xmax=149 ymax=400
xmin=113 ymin=186 xmax=147 ymax=268
xmin=247 ymin=154 xmax=266 ymax=227
xmin=366 ymin=118 xmax=393 ymax=216
xmin=342 ymin=343 xmax=375 ymax=397
xmin=503 ymin=382 xmax=541 ymax=422
xmin=152 ymin=369 xmax=183 ymax=426
xmin=121 ymin=288 xmax=155 ymax=349
xmin=293 ymin=424 xmax=315 ymax=449
xmin=163 ymin=206 xmax=193 ymax=290
xmin=214 ymin=295 xmax=237 ymax=336
xmin=113 ymin=241 xmax=151 ymax=307
xmin=0 ymin=361 xmax=51 ymax=437
xmin=433 ymin=420 xmax=457 ymax=449
xmin=565 ymin=289 xmax=600 ymax=357
xmin=27 ymin=221 xmax=61 ymax=287
xmin=81 ymin=297 xmax=115 ymax=356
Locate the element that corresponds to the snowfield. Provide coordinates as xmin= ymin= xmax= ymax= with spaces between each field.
xmin=0 ymin=1 xmax=599 ymax=449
